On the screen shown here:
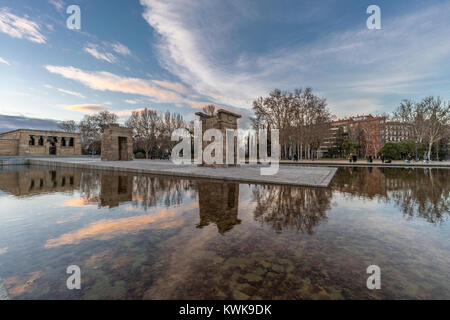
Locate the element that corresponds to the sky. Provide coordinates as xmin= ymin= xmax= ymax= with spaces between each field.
xmin=1 ymin=0 xmax=450 ymax=128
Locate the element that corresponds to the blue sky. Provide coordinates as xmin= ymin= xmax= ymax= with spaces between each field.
xmin=1 ymin=0 xmax=450 ymax=126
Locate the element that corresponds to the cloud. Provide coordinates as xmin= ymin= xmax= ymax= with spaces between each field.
xmin=0 ymin=57 xmax=10 ymax=65
xmin=48 ymin=0 xmax=64 ymax=11
xmin=45 ymin=202 xmax=197 ymax=247
xmin=45 ymin=65 xmax=187 ymax=104
xmin=0 ymin=8 xmax=46 ymax=44
xmin=83 ymin=43 xmax=117 ymax=63
xmin=0 ymin=114 xmax=59 ymax=133
xmin=139 ymin=0 xmax=450 ymax=115
xmin=44 ymin=84 xmax=85 ymax=98
xmin=56 ymin=88 xmax=85 ymax=98
xmin=63 ymin=104 xmax=109 ymax=113
xmin=125 ymin=99 xmax=138 ymax=104
xmin=111 ymin=42 xmax=131 ymax=56
xmin=152 ymin=80 xmax=190 ymax=95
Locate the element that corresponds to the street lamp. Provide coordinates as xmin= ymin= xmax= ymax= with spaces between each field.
xmin=415 ymin=139 xmax=418 ymax=161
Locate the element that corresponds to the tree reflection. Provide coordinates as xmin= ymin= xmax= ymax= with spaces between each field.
xmin=252 ymin=185 xmax=332 ymax=234
xmin=332 ymin=167 xmax=450 ymax=224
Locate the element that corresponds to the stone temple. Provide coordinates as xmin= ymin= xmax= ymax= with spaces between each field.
xmin=195 ymin=109 xmax=241 ymax=167
xmin=101 ymin=124 xmax=133 ymax=161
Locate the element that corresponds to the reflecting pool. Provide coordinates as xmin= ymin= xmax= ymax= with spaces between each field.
xmin=0 ymin=165 xmax=448 ymax=299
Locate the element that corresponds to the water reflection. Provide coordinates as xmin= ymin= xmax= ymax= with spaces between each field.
xmin=0 ymin=167 xmax=79 ymax=197
xmin=0 ymin=166 xmax=449 ymax=299
xmin=252 ymin=185 xmax=332 ymax=234
xmin=0 ymin=166 xmax=448 ymax=231
xmin=197 ymin=182 xmax=241 ymax=233
xmin=332 ymin=167 xmax=449 ymax=224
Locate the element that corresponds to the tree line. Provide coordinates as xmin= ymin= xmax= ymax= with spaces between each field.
xmin=58 ymin=90 xmax=449 ymax=160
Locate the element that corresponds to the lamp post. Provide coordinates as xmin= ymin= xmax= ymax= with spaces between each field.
xmin=415 ymin=139 xmax=418 ymax=162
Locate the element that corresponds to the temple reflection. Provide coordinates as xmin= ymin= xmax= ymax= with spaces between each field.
xmin=0 ymin=167 xmax=80 ymax=196
xmin=100 ymin=175 xmax=133 ymax=208
xmin=0 ymin=166 xmax=447 ymax=228
xmin=197 ymin=181 xmax=241 ymax=234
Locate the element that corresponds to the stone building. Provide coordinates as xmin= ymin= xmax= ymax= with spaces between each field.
xmin=320 ymin=115 xmax=387 ymax=157
xmin=384 ymin=121 xmax=412 ymax=143
xmin=195 ymin=109 xmax=241 ymax=167
xmin=101 ymin=124 xmax=133 ymax=161
xmin=0 ymin=129 xmax=82 ymax=156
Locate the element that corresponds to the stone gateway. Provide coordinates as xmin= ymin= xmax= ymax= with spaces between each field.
xmin=101 ymin=124 xmax=133 ymax=161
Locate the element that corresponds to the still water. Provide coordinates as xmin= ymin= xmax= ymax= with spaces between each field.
xmin=0 ymin=165 xmax=448 ymax=299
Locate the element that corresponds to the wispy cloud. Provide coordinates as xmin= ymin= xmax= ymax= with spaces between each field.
xmin=139 ymin=0 xmax=450 ymax=115
xmin=56 ymin=88 xmax=85 ymax=98
xmin=111 ymin=42 xmax=131 ymax=56
xmin=63 ymin=104 xmax=109 ymax=113
xmin=125 ymin=99 xmax=138 ymax=104
xmin=0 ymin=8 xmax=46 ymax=44
xmin=83 ymin=43 xmax=116 ymax=63
xmin=48 ymin=0 xmax=64 ymax=11
xmin=152 ymin=80 xmax=190 ymax=95
xmin=0 ymin=57 xmax=10 ymax=65
xmin=44 ymin=84 xmax=85 ymax=98
xmin=45 ymin=65 xmax=193 ymax=105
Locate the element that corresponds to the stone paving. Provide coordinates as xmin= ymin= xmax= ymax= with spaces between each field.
xmin=28 ymin=158 xmax=337 ymax=187
xmin=280 ymin=159 xmax=450 ymax=168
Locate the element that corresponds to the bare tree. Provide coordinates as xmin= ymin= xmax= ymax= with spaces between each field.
xmin=394 ymin=97 xmax=450 ymax=158
xmin=252 ymin=88 xmax=333 ymax=159
xmin=420 ymin=97 xmax=450 ymax=158
xmin=58 ymin=120 xmax=78 ymax=133
xmin=126 ymin=108 xmax=161 ymax=159
xmin=78 ymin=111 xmax=118 ymax=154
xmin=202 ymin=104 xmax=216 ymax=116
xmin=393 ymin=99 xmax=427 ymax=143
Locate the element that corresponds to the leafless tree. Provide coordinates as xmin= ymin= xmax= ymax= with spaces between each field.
xmin=420 ymin=97 xmax=450 ymax=158
xmin=252 ymin=88 xmax=333 ymax=159
xmin=394 ymin=97 xmax=450 ymax=158
xmin=202 ymin=104 xmax=216 ymax=116
xmin=78 ymin=111 xmax=118 ymax=154
xmin=393 ymin=99 xmax=427 ymax=143
xmin=126 ymin=108 xmax=186 ymax=159
xmin=58 ymin=120 xmax=78 ymax=133
xmin=126 ymin=108 xmax=162 ymax=159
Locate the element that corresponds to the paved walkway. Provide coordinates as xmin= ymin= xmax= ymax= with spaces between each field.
xmin=280 ymin=159 xmax=450 ymax=168
xmin=27 ymin=158 xmax=337 ymax=187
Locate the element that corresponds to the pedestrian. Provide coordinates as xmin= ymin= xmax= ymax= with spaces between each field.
xmin=381 ymin=154 xmax=385 ymax=163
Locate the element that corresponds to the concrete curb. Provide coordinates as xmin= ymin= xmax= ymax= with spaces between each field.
xmin=27 ymin=159 xmax=337 ymax=188
xmin=280 ymin=161 xmax=450 ymax=169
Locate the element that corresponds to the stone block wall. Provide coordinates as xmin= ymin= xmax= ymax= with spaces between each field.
xmin=101 ymin=124 xmax=134 ymax=161
xmin=0 ymin=129 xmax=82 ymax=156
xmin=195 ymin=109 xmax=241 ymax=167
xmin=0 ymin=139 xmax=19 ymax=156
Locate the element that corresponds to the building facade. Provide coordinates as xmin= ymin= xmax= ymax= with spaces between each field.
xmin=320 ymin=115 xmax=387 ymax=157
xmin=195 ymin=109 xmax=241 ymax=167
xmin=0 ymin=129 xmax=82 ymax=156
xmin=101 ymin=124 xmax=134 ymax=161
xmin=384 ymin=121 xmax=412 ymax=143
